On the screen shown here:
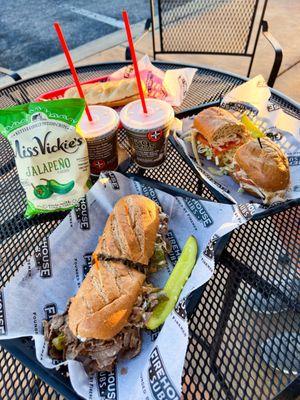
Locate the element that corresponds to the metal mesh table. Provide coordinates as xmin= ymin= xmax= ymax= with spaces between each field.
xmin=0 ymin=62 xmax=299 ymax=400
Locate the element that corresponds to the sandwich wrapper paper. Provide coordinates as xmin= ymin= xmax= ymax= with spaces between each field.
xmin=174 ymin=75 xmax=300 ymax=205
xmin=108 ymin=55 xmax=197 ymax=107
xmin=0 ymin=172 xmax=261 ymax=400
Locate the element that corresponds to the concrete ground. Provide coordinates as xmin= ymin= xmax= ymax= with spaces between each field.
xmin=0 ymin=0 xmax=299 ymax=103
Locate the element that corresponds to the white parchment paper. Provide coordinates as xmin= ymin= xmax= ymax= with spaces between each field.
xmin=0 ymin=172 xmax=260 ymax=399
xmin=175 ymin=75 xmax=300 ymax=205
xmin=109 ymin=55 xmax=197 ymax=107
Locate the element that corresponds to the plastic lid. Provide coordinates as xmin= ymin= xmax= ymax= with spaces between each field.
xmin=120 ymin=99 xmax=174 ymax=130
xmin=78 ymin=106 xmax=119 ymax=138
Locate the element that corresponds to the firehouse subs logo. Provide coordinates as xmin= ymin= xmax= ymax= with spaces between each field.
xmin=147 ymin=129 xmax=163 ymax=142
xmin=101 ymin=171 xmax=120 ymax=190
xmin=97 ymin=369 xmax=117 ymax=399
xmin=237 ymin=203 xmax=257 ymax=219
xmin=166 ymin=231 xmax=181 ymax=266
xmin=267 ymin=103 xmax=281 ymax=112
xmin=83 ymin=253 xmax=93 ymax=278
xmin=221 ymin=101 xmax=259 ymax=117
xmin=148 ymin=347 xmax=180 ymax=400
xmin=141 ymin=184 xmax=161 ymax=206
xmin=74 ymin=196 xmax=90 ymax=230
xmin=174 ymin=299 xmax=186 ymax=320
xmin=203 ymin=233 xmax=220 ymax=260
xmin=288 ymin=156 xmax=300 ymax=166
xmin=184 ymin=198 xmax=213 ymax=227
xmin=44 ymin=303 xmax=57 ymax=321
xmin=34 ymin=237 xmax=52 ymax=278
xmin=265 ymin=127 xmax=283 ymax=141
xmin=0 ymin=291 xmax=7 ymax=336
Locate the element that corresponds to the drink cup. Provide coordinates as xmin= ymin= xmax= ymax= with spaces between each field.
xmin=77 ymin=106 xmax=119 ymax=176
xmin=120 ymin=99 xmax=174 ymax=168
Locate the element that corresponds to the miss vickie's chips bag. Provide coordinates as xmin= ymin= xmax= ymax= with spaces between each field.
xmin=0 ymin=99 xmax=91 ymax=218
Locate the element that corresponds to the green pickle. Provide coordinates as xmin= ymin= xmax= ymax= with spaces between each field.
xmin=146 ymin=235 xmax=198 ymax=330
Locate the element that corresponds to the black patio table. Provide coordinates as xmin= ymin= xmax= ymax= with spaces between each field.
xmin=0 ymin=61 xmax=299 ymax=400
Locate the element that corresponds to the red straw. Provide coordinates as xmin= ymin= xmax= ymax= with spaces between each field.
xmin=54 ymin=22 xmax=93 ymax=121
xmin=122 ymin=10 xmax=148 ymax=114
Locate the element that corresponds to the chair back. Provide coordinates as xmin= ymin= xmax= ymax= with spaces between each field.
xmin=151 ymin=0 xmax=268 ymax=57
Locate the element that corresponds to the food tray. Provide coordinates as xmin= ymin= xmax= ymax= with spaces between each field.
xmin=0 ymin=172 xmax=228 ymax=400
xmin=172 ymin=102 xmax=300 ymax=218
xmin=35 ymin=75 xmax=109 ymax=101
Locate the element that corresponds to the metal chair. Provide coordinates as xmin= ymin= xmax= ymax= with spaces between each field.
xmin=126 ymin=0 xmax=282 ymax=87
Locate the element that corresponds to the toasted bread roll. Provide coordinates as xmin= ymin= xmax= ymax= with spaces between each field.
xmin=234 ymin=137 xmax=290 ymax=193
xmin=64 ymin=78 xmax=147 ymax=107
xmin=194 ymin=107 xmax=248 ymax=147
xmin=93 ymin=195 xmax=160 ymax=266
xmin=68 ymin=260 xmax=145 ymax=340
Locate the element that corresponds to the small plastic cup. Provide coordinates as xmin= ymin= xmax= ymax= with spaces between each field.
xmin=77 ymin=106 xmax=119 ymax=176
xmin=120 ymin=99 xmax=174 ymax=168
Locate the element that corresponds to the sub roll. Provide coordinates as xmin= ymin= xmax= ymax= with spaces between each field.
xmin=93 ymin=195 xmax=170 ymax=274
xmin=64 ymin=78 xmax=147 ymax=108
xmin=232 ymin=137 xmax=290 ymax=203
xmin=44 ymin=195 xmax=170 ymax=373
xmin=193 ymin=107 xmax=250 ymax=169
xmin=44 ymin=260 xmax=164 ymax=373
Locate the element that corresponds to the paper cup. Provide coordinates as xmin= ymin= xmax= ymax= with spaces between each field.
xmin=77 ymin=106 xmax=119 ymax=176
xmin=120 ymin=99 xmax=174 ymax=168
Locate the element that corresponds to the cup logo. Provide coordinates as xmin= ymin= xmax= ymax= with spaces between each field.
xmin=91 ymin=159 xmax=106 ymax=174
xmin=147 ymin=130 xmax=163 ymax=142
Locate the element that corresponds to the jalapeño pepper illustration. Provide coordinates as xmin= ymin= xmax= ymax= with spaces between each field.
xmin=32 ymin=184 xmax=53 ymax=199
xmin=41 ymin=179 xmax=75 ymax=195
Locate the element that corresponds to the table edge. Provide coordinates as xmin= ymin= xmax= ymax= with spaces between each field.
xmin=0 ymin=60 xmax=299 ymax=110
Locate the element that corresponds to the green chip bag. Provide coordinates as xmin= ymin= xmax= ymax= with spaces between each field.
xmin=0 ymin=99 xmax=91 ymax=218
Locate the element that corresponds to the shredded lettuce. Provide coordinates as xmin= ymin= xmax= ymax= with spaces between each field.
xmin=208 ymin=167 xmax=224 ymax=176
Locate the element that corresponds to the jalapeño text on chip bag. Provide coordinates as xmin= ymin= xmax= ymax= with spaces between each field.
xmin=0 ymin=99 xmax=91 ymax=218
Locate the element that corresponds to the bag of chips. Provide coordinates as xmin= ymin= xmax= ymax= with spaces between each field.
xmin=0 ymin=99 xmax=91 ymax=218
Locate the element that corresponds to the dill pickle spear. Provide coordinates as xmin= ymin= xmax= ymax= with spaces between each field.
xmin=146 ymin=236 xmax=198 ymax=330
xmin=241 ymin=114 xmax=265 ymax=138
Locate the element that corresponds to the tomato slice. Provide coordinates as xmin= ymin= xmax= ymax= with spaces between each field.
xmin=196 ymin=135 xmax=239 ymax=156
xmin=219 ymin=140 xmax=240 ymax=151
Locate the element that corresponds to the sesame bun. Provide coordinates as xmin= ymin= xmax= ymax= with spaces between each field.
xmin=234 ymin=137 xmax=290 ymax=192
xmin=68 ymin=260 xmax=145 ymax=340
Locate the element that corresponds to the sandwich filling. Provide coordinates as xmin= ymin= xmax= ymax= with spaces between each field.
xmin=44 ymin=283 xmax=166 ymax=374
xmin=233 ymin=164 xmax=287 ymax=203
xmin=97 ymin=212 xmax=170 ymax=274
xmin=187 ymin=128 xmax=244 ymax=169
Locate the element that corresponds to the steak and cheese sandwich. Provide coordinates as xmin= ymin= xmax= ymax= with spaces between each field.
xmin=93 ymin=195 xmax=170 ymax=274
xmin=232 ymin=137 xmax=290 ymax=203
xmin=44 ymin=195 xmax=170 ymax=373
xmin=44 ymin=260 xmax=165 ymax=374
xmin=193 ymin=107 xmax=250 ymax=170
